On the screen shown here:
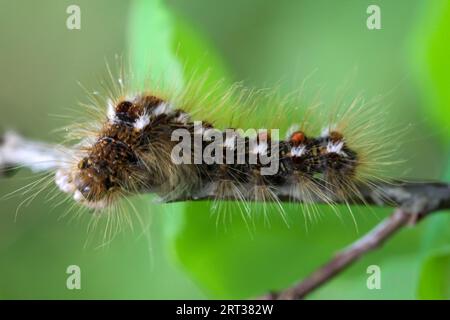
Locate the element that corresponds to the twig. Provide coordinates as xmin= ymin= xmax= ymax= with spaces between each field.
xmin=1 ymin=131 xmax=450 ymax=299
xmin=171 ymin=181 xmax=450 ymax=214
xmin=0 ymin=131 xmax=70 ymax=174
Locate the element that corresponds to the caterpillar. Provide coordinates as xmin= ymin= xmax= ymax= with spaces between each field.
xmin=43 ymin=64 xmax=398 ymax=223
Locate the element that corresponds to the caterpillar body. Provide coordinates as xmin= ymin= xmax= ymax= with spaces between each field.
xmin=51 ymin=69 xmax=396 ymax=219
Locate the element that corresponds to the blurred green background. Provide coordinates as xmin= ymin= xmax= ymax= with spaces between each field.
xmin=0 ymin=0 xmax=449 ymax=299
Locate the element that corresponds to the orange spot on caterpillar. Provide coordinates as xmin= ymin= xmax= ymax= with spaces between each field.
xmin=290 ymin=131 xmax=305 ymax=146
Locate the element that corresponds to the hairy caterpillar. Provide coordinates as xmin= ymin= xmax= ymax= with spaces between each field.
xmin=37 ymin=63 xmax=398 ymax=225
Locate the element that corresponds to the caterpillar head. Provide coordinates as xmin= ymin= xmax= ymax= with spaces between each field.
xmin=55 ymin=138 xmax=142 ymax=210
xmin=75 ymin=136 xmax=140 ymax=205
xmin=55 ymin=95 xmax=168 ymax=210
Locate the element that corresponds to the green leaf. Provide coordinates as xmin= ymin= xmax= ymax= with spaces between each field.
xmin=416 ymin=164 xmax=450 ymax=299
xmin=171 ymin=17 xmax=231 ymax=89
xmin=412 ymin=0 xmax=450 ymax=299
xmin=171 ymin=202 xmax=411 ymax=298
xmin=127 ymin=0 xmax=183 ymax=86
xmin=417 ymin=247 xmax=450 ymax=299
xmin=412 ymin=0 xmax=450 ymax=144
xmin=127 ymin=0 xmax=230 ymax=90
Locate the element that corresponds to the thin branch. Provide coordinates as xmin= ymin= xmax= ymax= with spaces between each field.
xmin=170 ymin=181 xmax=450 ymax=214
xmin=0 ymin=131 xmax=70 ymax=174
xmin=1 ymin=132 xmax=450 ymax=300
